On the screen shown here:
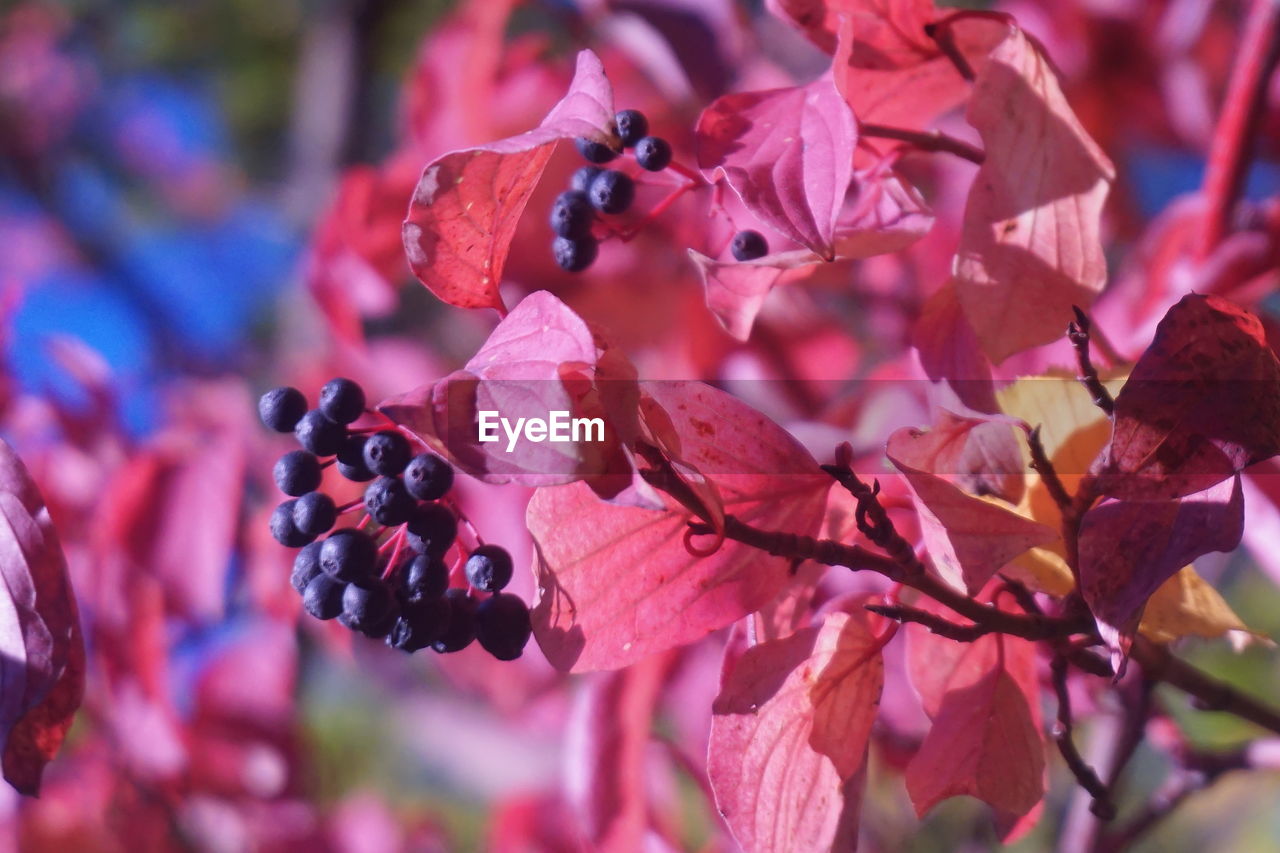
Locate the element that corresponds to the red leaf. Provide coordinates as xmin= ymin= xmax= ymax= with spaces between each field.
xmin=768 ymin=0 xmax=936 ymax=64
xmin=887 ymin=409 xmax=1026 ymax=504
xmin=696 ymin=77 xmax=857 ymax=260
xmin=1099 ymin=294 xmax=1280 ymax=501
xmin=953 ymin=26 xmax=1115 ymax=363
xmin=708 ymin=609 xmax=882 ymax=853
xmin=1079 ymin=475 xmax=1245 ymax=664
xmin=0 ymin=439 xmax=83 ymax=795
xmin=528 ymin=383 xmax=829 ymax=671
xmin=912 ymin=281 xmax=998 ymax=414
xmin=402 ymin=50 xmax=616 ymax=311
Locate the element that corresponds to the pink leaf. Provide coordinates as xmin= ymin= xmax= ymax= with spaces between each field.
xmin=768 ymin=0 xmax=936 ymax=64
xmin=887 ymin=409 xmax=1026 ymax=504
xmin=953 ymin=27 xmax=1116 ymax=363
xmin=1079 ymin=475 xmax=1245 ymax=663
xmin=912 ymin=281 xmax=998 ymax=414
xmin=1099 ymin=294 xmax=1280 ymax=501
xmin=696 ymin=77 xmax=857 ymax=260
xmin=529 ymin=383 xmax=829 ymax=671
xmin=708 ymin=609 xmax=882 ymax=853
xmin=0 ymin=439 xmax=84 ymax=795
xmin=402 ymin=50 xmax=616 ymax=311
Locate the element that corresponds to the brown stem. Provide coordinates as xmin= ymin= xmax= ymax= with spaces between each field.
xmin=859 ymin=123 xmax=985 ymax=164
xmin=922 ymin=21 xmax=976 ymax=81
xmin=1067 ymin=306 xmax=1115 ymax=417
xmin=1130 ymin=638 xmax=1280 ymax=735
xmin=865 ymin=603 xmax=993 ymax=641
xmin=1027 ymin=425 xmax=1074 ymax=513
xmin=1052 ymin=655 xmax=1117 ymax=819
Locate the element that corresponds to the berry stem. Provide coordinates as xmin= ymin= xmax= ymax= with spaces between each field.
xmin=859 ymin=123 xmax=985 ymax=164
xmin=380 ymin=528 xmax=407 ymax=580
xmin=663 ymin=159 xmax=705 ymax=185
xmin=336 ymin=499 xmax=364 ymax=514
xmin=616 ymin=184 xmax=696 ymax=242
xmin=448 ymin=498 xmax=486 ymax=548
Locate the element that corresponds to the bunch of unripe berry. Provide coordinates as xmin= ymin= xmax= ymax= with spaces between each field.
xmin=258 ymin=378 xmax=531 ymax=660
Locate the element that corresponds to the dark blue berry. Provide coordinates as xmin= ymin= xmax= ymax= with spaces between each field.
xmin=292 ymin=491 xmax=337 ymax=538
xmin=336 ymin=434 xmax=375 ymax=482
xmin=363 ymin=430 xmax=412 ymax=476
xmin=295 ymin=409 xmax=345 ymax=457
xmin=465 ymin=544 xmax=514 ymax=592
xmin=731 ymin=229 xmax=769 ymax=261
xmin=259 ymin=386 xmax=307 ymax=433
xmin=341 ymin=581 xmax=396 ymax=634
xmin=387 ymin=597 xmax=450 ymax=652
xmin=319 ymin=377 xmax=366 ymax=425
xmin=303 ymin=573 xmax=346 ymax=620
xmin=553 ymin=235 xmax=598 ymax=272
xmin=588 ymin=170 xmax=635 ymax=215
xmin=614 ymin=109 xmax=649 ymax=148
xmin=571 ymin=166 xmax=602 ymax=193
xmin=404 ymin=453 xmax=453 ymax=501
xmin=430 ymin=589 xmax=478 ymax=653
xmin=319 ymin=529 xmax=378 ymax=583
xmin=291 ymin=542 xmax=323 ymax=593
xmin=575 ymin=136 xmax=618 ymax=164
xmin=406 ymin=503 xmax=457 ymax=556
xmin=475 ymin=593 xmax=532 ymax=660
xmin=634 ymin=136 xmax=672 ymax=171
xmin=270 ymin=500 xmax=313 ymax=547
xmin=274 ymin=450 xmax=322 ymax=496
xmin=550 ymin=190 xmax=594 ymax=239
xmin=400 ymin=554 xmax=449 ymax=603
xmin=364 ymin=476 xmax=414 ymax=526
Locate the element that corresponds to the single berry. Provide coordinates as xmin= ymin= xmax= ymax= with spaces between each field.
xmin=404 ymin=453 xmax=453 ymax=501
xmin=363 ymin=430 xmax=412 ymax=476
xmin=318 ymin=377 xmax=366 ymax=424
xmin=730 ymin=229 xmax=769 ymax=261
xmin=634 ymin=136 xmax=672 ymax=171
xmin=293 ymin=491 xmax=337 ymax=538
xmin=588 ymin=170 xmax=635 ymax=215
xmin=475 ymin=593 xmax=533 ymax=661
xmin=553 ymin=235 xmax=598 ymax=272
xmin=550 ymin=190 xmax=594 ymax=239
xmin=273 ymin=450 xmax=322 ymax=496
xmin=295 ymin=409 xmax=345 ymax=457
xmin=614 ymin=109 xmax=649 ymax=148
xmin=406 ymin=503 xmax=457 ymax=556
xmin=570 ymin=165 xmax=602 ymax=193
xmin=341 ymin=581 xmax=396 ymax=634
xmin=400 ymin=554 xmax=449 ymax=603
xmin=387 ymin=597 xmax=450 ymax=652
xmin=270 ymin=500 xmax=313 ymax=547
xmin=259 ymin=386 xmax=308 ymax=433
xmin=364 ymin=476 xmax=414 ymax=526
xmin=291 ymin=542 xmax=323 ymax=593
xmin=319 ymin=529 xmax=379 ymax=583
xmin=336 ymin=434 xmax=375 ymax=482
xmin=431 ymin=589 xmax=478 ymax=653
xmin=574 ymin=137 xmax=618 ymax=164
xmin=465 ymin=544 xmax=514 ymax=592
xmin=302 ymin=573 xmax=346 ymax=620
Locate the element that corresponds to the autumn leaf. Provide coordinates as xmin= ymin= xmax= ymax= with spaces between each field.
xmin=769 ymin=0 xmax=937 ymax=63
xmin=912 ymin=281 xmax=998 ymax=415
xmin=1139 ymin=566 xmax=1254 ymax=646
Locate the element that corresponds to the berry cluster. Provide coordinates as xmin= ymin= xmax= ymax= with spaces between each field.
xmin=258 ymin=379 xmax=532 ymax=660
xmin=551 ymin=109 xmax=674 ymax=273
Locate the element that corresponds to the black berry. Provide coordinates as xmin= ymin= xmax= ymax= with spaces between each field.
xmin=341 ymin=581 xmax=396 ymax=634
xmin=259 ymin=386 xmax=307 ymax=433
xmin=303 ymin=573 xmax=346 ymax=620
xmin=550 ymin=190 xmax=594 ymax=239
xmin=634 ymin=136 xmax=672 ymax=171
xmin=731 ymin=229 xmax=769 ymax=261
xmin=571 ymin=165 xmax=602 ymax=193
xmin=614 ymin=109 xmax=649 ymax=147
xmin=465 ymin=544 xmax=514 ymax=592
xmin=404 ymin=453 xmax=453 ymax=501
xmin=273 ymin=450 xmax=322 ymax=496
xmin=295 ymin=409 xmax=345 ymax=457
xmin=318 ymin=377 xmax=366 ymax=425
xmin=291 ymin=542 xmax=323 ymax=593
xmin=475 ymin=593 xmax=532 ymax=660
xmin=553 ymin=235 xmax=598 ymax=272
xmin=431 ymin=589 xmax=478 ymax=653
xmin=336 ymin=434 xmax=375 ymax=482
xmin=363 ymin=430 xmax=412 ymax=476
xmin=270 ymin=500 xmax=313 ymax=547
xmin=575 ymin=136 xmax=618 ymax=164
xmin=319 ymin=529 xmax=379 ymax=583
xmin=400 ymin=554 xmax=449 ymax=603
xmin=406 ymin=503 xmax=457 ymax=556
xmin=364 ymin=476 xmax=414 ymax=526
xmin=292 ymin=491 xmax=337 ymax=538
xmin=387 ymin=597 xmax=450 ymax=652
xmin=588 ymin=170 xmax=635 ymax=215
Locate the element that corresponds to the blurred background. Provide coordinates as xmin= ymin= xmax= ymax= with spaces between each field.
xmin=1 ymin=0 xmax=1279 ymax=850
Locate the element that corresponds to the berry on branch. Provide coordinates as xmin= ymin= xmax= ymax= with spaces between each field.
xmin=404 ymin=452 xmax=453 ymax=501
xmin=574 ymin=136 xmax=619 ymax=164
xmin=550 ymin=190 xmax=594 ymax=239
xmin=364 ymin=476 xmax=415 ymax=526
xmin=294 ymin=409 xmax=346 ymax=457
xmin=614 ymin=109 xmax=649 ymax=147
xmin=259 ymin=386 xmax=308 ymax=433
xmin=475 ymin=593 xmax=533 ymax=661
xmin=731 ymin=229 xmax=769 ymax=261
xmin=553 ymin=235 xmax=598 ymax=272
xmin=464 ymin=544 xmax=514 ymax=593
xmin=273 ymin=450 xmax=322 ymax=496
xmin=588 ymin=170 xmax=635 ymax=215
xmin=318 ymin=377 xmax=366 ymax=425
xmin=363 ymin=430 xmax=412 ymax=476
xmin=319 ymin=529 xmax=379 ymax=584
xmin=634 ymin=136 xmax=672 ymax=171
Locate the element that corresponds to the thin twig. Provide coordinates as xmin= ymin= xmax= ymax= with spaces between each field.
xmin=859 ymin=123 xmax=985 ymax=164
xmin=865 ymin=603 xmax=993 ymax=641
xmin=1027 ymin=425 xmax=1074 ymax=512
xmin=1130 ymin=638 xmax=1280 ymax=736
xmin=1067 ymin=306 xmax=1115 ymax=417
xmin=923 ymin=21 xmax=976 ymax=81
xmin=1052 ymin=655 xmax=1117 ymax=819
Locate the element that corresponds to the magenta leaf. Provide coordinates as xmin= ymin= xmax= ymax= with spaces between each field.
xmin=912 ymin=281 xmax=999 ymax=414
xmin=953 ymin=26 xmax=1116 ymax=363
xmin=402 ymin=50 xmax=616 ymax=311
xmin=0 ymin=439 xmax=84 ymax=795
xmin=1079 ymin=475 xmax=1245 ymax=664
xmin=768 ymin=0 xmax=937 ymax=65
xmin=695 ymin=76 xmax=857 ymax=260
xmin=1098 ymin=294 xmax=1280 ymax=501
